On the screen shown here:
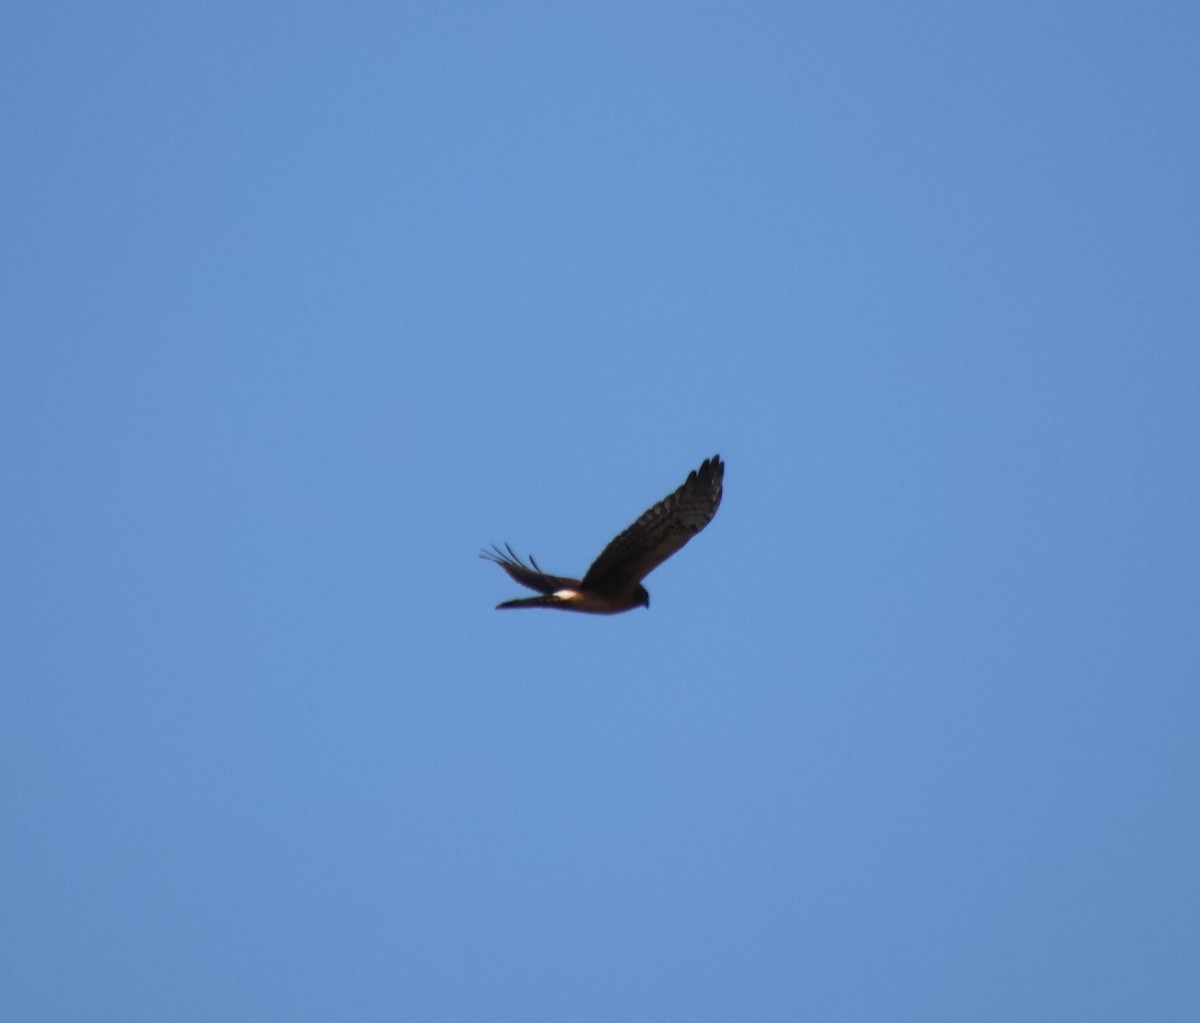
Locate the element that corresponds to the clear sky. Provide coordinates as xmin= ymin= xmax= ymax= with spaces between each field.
xmin=3 ymin=2 xmax=1198 ymax=1020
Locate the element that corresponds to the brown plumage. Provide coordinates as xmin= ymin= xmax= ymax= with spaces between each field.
xmin=482 ymin=455 xmax=724 ymax=613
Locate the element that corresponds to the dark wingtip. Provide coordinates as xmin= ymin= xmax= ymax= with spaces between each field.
xmin=481 ymin=543 xmax=521 ymax=566
xmin=692 ymin=454 xmax=724 ymax=487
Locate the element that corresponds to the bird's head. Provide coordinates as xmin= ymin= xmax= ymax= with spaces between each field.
xmin=636 ymin=585 xmax=650 ymax=609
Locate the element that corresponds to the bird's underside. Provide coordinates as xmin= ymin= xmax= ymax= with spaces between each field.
xmin=481 ymin=454 xmax=724 ymax=614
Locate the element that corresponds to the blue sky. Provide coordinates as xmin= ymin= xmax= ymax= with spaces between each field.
xmin=3 ymin=2 xmax=1198 ymax=1019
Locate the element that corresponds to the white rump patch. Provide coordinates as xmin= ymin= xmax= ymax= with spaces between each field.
xmin=552 ymin=589 xmax=579 ymax=600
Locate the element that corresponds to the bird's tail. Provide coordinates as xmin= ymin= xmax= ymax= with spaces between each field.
xmin=495 ymin=595 xmax=565 ymax=610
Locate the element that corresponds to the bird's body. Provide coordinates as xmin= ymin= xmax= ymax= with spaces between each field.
xmin=482 ymin=455 xmax=724 ymax=614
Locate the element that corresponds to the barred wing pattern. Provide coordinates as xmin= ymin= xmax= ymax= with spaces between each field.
xmin=482 ymin=455 xmax=724 ymax=614
xmin=581 ymin=455 xmax=724 ymax=593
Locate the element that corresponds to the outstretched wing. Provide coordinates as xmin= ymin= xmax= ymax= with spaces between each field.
xmin=581 ymin=455 xmax=723 ymax=592
xmin=480 ymin=543 xmax=581 ymax=595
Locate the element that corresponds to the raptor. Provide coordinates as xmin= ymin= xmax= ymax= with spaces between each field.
xmin=482 ymin=455 xmax=724 ymax=613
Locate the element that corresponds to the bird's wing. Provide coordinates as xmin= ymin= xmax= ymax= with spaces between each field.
xmin=581 ymin=455 xmax=723 ymax=591
xmin=480 ymin=543 xmax=581 ymax=595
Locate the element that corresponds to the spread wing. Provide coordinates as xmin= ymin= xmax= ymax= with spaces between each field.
xmin=581 ymin=455 xmax=723 ymax=592
xmin=479 ymin=543 xmax=581 ymax=594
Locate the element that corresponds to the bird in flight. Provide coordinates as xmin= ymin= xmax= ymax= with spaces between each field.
xmin=482 ymin=455 xmax=724 ymax=613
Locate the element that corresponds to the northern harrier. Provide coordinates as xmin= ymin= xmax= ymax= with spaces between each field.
xmin=482 ymin=455 xmax=724 ymax=613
